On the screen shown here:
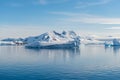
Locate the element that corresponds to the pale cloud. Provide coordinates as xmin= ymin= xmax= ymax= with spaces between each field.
xmin=39 ymin=0 xmax=47 ymax=5
xmin=75 ymin=0 xmax=112 ymax=8
xmin=50 ymin=12 xmax=81 ymax=16
xmin=50 ymin=11 xmax=120 ymax=24
xmin=38 ymin=0 xmax=69 ymax=5
xmin=50 ymin=11 xmax=98 ymax=17
xmin=5 ymin=2 xmax=23 ymax=7
xmin=66 ymin=17 xmax=120 ymax=24
xmin=9 ymin=3 xmax=23 ymax=7
xmin=0 ymin=25 xmax=51 ymax=39
xmin=105 ymin=27 xmax=120 ymax=30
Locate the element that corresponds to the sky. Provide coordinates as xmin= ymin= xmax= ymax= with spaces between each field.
xmin=1 ymin=0 xmax=120 ymax=38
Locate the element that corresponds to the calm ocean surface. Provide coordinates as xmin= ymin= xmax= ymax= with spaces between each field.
xmin=0 ymin=45 xmax=120 ymax=80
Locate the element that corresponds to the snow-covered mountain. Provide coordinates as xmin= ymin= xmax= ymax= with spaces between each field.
xmin=25 ymin=31 xmax=80 ymax=49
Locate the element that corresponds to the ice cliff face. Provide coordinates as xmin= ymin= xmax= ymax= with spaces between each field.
xmin=25 ymin=31 xmax=80 ymax=49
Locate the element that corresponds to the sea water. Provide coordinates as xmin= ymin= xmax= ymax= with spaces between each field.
xmin=0 ymin=45 xmax=120 ymax=80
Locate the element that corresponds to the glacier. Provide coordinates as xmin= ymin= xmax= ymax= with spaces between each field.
xmin=25 ymin=31 xmax=80 ymax=49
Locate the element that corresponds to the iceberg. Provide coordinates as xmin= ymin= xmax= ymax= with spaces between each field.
xmin=104 ymin=41 xmax=113 ymax=46
xmin=0 ymin=38 xmax=24 ymax=45
xmin=104 ymin=39 xmax=120 ymax=46
xmin=113 ymin=39 xmax=120 ymax=46
xmin=0 ymin=41 xmax=15 ymax=45
xmin=25 ymin=31 xmax=80 ymax=49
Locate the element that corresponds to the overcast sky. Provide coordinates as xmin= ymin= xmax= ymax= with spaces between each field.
xmin=1 ymin=0 xmax=120 ymax=38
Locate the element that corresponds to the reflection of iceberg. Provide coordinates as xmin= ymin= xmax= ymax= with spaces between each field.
xmin=25 ymin=48 xmax=80 ymax=61
xmin=105 ymin=46 xmax=120 ymax=54
xmin=113 ymin=46 xmax=120 ymax=54
xmin=25 ymin=31 xmax=80 ymax=49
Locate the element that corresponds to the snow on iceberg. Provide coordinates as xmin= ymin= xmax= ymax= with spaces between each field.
xmin=25 ymin=31 xmax=80 ymax=49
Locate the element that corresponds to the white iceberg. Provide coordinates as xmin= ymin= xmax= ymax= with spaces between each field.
xmin=0 ymin=41 xmax=15 ymax=45
xmin=25 ymin=31 xmax=80 ymax=49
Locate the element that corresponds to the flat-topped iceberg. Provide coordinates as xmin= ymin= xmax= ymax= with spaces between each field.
xmin=25 ymin=31 xmax=80 ymax=49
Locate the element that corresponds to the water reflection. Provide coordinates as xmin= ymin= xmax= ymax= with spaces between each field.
xmin=104 ymin=46 xmax=120 ymax=54
xmin=104 ymin=46 xmax=112 ymax=52
xmin=113 ymin=46 xmax=120 ymax=54
xmin=0 ymin=46 xmax=81 ymax=64
xmin=25 ymin=48 xmax=80 ymax=62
